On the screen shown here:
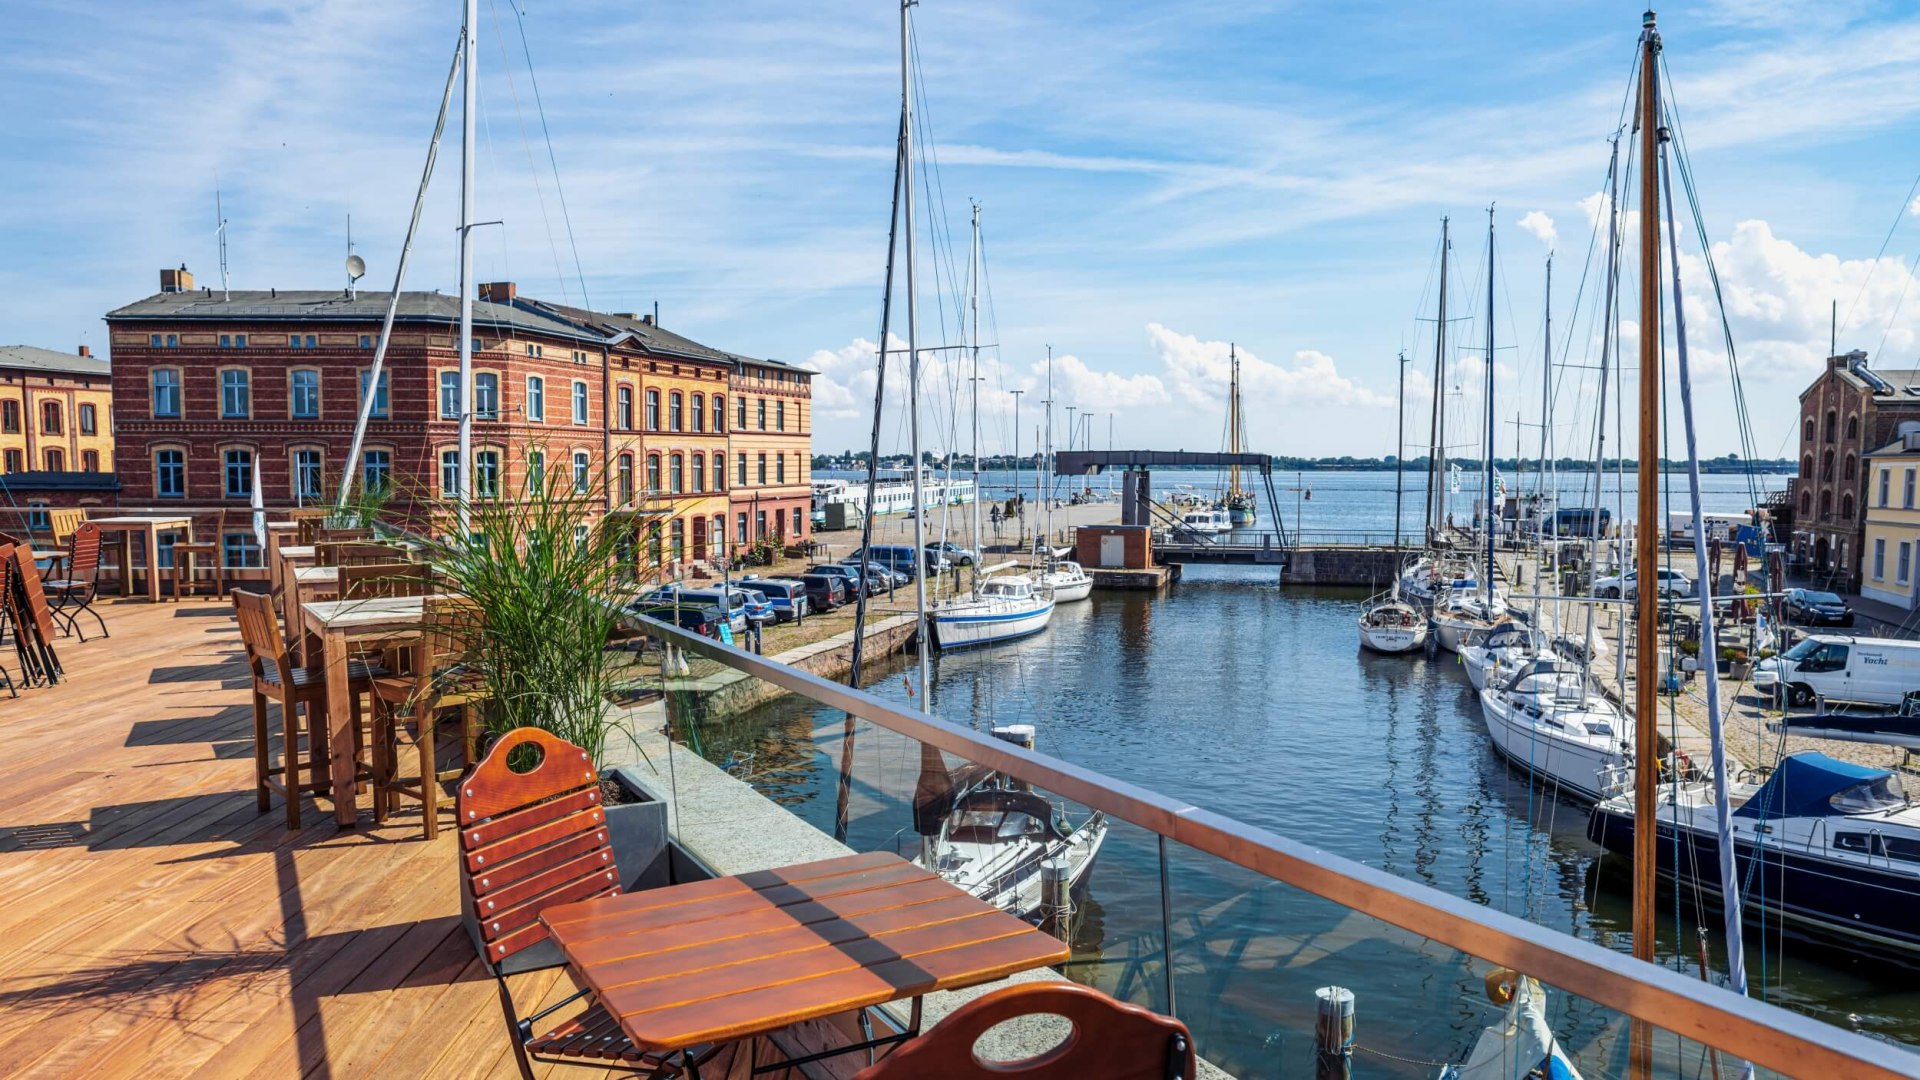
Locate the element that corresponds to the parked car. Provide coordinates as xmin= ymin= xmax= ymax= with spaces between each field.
xmin=797 ymin=573 xmax=849 ymax=611
xmin=806 ymin=563 xmax=869 ymax=600
xmin=626 ymin=602 xmax=726 ymax=639
xmin=637 ymin=585 xmax=755 ymax=632
xmin=848 ymin=544 xmax=950 ymax=578
xmin=925 ymin=541 xmax=977 ymax=567
xmin=842 ymin=562 xmax=904 ymax=596
xmin=741 ymin=576 xmax=810 ymax=623
xmin=1593 ymin=567 xmax=1693 ymax=600
xmin=1782 ymin=588 xmax=1855 ymax=628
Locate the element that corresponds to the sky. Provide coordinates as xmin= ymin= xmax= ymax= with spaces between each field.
xmin=7 ymin=1 xmax=1920 ymax=463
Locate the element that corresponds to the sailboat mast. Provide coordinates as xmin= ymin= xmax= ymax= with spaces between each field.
xmin=1583 ymin=137 xmax=1622 ymax=679
xmin=969 ymin=203 xmax=982 ymax=571
xmin=1483 ymin=207 xmax=1495 ymax=605
xmin=1395 ymin=350 xmax=1406 ymax=547
xmin=1229 ymin=345 xmax=1241 ymax=495
xmin=1425 ymin=218 xmax=1450 ymax=543
xmin=900 ymin=0 xmax=930 ymax=705
xmin=1630 ymin=2 xmax=1663 ymax=1012
xmin=455 ymin=0 xmax=477 ymax=536
xmin=1043 ymin=345 xmax=1054 ymax=559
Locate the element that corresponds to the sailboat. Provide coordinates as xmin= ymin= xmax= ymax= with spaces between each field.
xmin=1358 ymin=587 xmax=1427 ymax=653
xmin=1477 ymin=656 xmax=1630 ymax=803
xmin=1458 ymin=619 xmax=1545 ymax=692
xmin=1434 ymin=209 xmax=1509 ymax=654
xmin=1222 ymin=345 xmax=1257 ymax=525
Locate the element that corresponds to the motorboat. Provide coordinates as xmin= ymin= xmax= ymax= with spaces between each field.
xmin=1432 ymin=586 xmax=1508 ymax=653
xmin=1358 ymin=591 xmax=1427 ymax=654
xmin=1478 ymin=657 xmax=1629 ymax=803
xmin=1457 ymin=620 xmax=1545 ymax=692
xmin=1588 ymin=753 xmax=1920 ymax=954
xmin=929 ymin=576 xmax=1054 ymax=650
xmin=1175 ymin=508 xmax=1232 ymax=534
xmin=1037 ymin=560 xmax=1093 ymax=604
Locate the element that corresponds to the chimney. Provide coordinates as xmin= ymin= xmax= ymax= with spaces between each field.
xmin=159 ymin=264 xmax=194 ymax=293
xmin=641 ymin=313 xmax=654 ymax=326
xmin=76 ymin=345 xmax=91 ymax=358
xmin=480 ymin=281 xmax=517 ymax=303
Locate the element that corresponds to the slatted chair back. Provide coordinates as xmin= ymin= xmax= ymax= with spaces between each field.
xmin=315 ymin=526 xmax=376 ymax=544
xmin=339 ymin=562 xmax=433 ymax=601
xmin=66 ymin=522 xmax=101 ymax=581
xmin=292 ymin=509 xmax=332 ymax=545
xmin=455 ymin=727 xmax=618 ymax=969
xmin=852 ymin=983 xmax=1195 ymax=1080
xmin=47 ymin=509 xmax=84 ymax=547
xmin=315 ymin=541 xmax=407 ymax=567
xmin=232 ymin=589 xmax=296 ymax=691
xmin=11 ymin=545 xmax=59 ymax=644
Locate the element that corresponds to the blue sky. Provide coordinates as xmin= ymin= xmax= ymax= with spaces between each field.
xmin=7 ymin=1 xmax=1920 ymax=460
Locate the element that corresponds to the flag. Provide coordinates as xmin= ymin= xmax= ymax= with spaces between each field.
xmin=251 ymin=462 xmax=266 ymax=549
xmin=1493 ymin=468 xmax=1508 ymax=499
xmin=1449 ymin=463 xmax=1462 ymax=494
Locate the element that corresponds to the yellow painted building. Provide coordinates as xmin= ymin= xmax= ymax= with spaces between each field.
xmin=0 ymin=344 xmax=115 ymax=475
xmin=1861 ymin=433 xmax=1920 ymax=609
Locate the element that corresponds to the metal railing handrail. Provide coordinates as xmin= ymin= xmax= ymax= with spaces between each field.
xmin=645 ymin=615 xmax=1920 ymax=1080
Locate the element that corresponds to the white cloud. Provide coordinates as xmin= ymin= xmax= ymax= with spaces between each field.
xmin=1517 ymin=210 xmax=1557 ymax=251
xmin=1909 ymin=193 xmax=1920 ymax=218
xmin=1146 ymin=323 xmax=1390 ymax=412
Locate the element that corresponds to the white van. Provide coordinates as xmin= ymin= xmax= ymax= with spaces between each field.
xmin=1753 ymin=634 xmax=1920 ymax=707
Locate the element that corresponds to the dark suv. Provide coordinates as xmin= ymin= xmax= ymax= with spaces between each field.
xmin=805 ymin=563 xmax=868 ymax=600
xmin=797 ymin=573 xmax=849 ymax=611
xmin=1783 ymin=589 xmax=1855 ymax=627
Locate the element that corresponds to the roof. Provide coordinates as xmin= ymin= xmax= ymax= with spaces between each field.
xmin=514 ymin=299 xmax=734 ymax=364
xmin=0 ymin=345 xmax=111 ymax=378
xmin=105 ymin=290 xmax=599 ymax=343
xmin=1866 ymin=436 xmax=1920 ymax=458
xmin=1802 ymin=357 xmax=1920 ymax=402
xmin=1734 ymin=752 xmax=1890 ymax=820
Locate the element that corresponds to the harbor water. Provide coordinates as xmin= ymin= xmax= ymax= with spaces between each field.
xmin=695 ymin=470 xmax=1920 ymax=1077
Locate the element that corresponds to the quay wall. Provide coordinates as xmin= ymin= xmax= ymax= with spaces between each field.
xmin=1279 ymin=545 xmax=1406 ymax=588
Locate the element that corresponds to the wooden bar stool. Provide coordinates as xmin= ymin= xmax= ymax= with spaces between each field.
xmin=175 ymin=510 xmax=227 ymax=600
xmin=371 ymin=596 xmax=488 ymax=839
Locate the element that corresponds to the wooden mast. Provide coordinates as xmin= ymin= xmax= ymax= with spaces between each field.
xmin=1630 ymin=9 xmax=1662 ymax=1077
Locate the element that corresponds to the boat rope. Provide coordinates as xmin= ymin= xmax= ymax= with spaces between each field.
xmin=1350 ymin=1041 xmax=1452 ymax=1069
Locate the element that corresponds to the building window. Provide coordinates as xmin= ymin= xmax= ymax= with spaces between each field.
xmin=360 ymin=370 xmax=390 ymax=417
xmin=644 ymin=389 xmax=659 ymax=431
xmin=776 ymin=400 xmax=786 ymax=432
xmin=290 ymin=369 xmax=321 ymax=419
xmin=573 ymin=451 xmax=590 ymax=494
xmin=39 ymin=400 xmax=62 ymax=435
xmin=475 ymin=450 xmax=501 ymax=499
xmin=1822 ymin=450 xmax=1834 ymax=481
xmin=1842 ymin=492 xmax=1855 ymax=520
xmin=43 ymin=448 xmax=63 ymax=471
xmin=223 ymin=533 xmax=262 ymax=569
xmin=223 ymin=448 xmax=254 ymax=499
xmin=79 ymin=403 xmax=96 ymax=434
xmin=526 ymin=450 xmax=545 ymax=492
xmin=756 ymin=509 xmax=768 ymax=539
xmin=527 ymin=376 xmax=546 ymax=422
xmin=1903 ymin=542 xmax=1913 ymax=586
xmin=737 ymin=396 xmax=747 ymax=431
xmin=670 ymin=519 xmax=685 ymax=562
xmin=1820 ymin=490 xmax=1832 ymax=518
xmin=152 ymin=369 xmax=181 ymax=418
xmin=1825 ymin=410 xmax=1837 ymax=443
xmin=692 ymin=453 xmax=705 ymax=492
xmin=475 ymin=372 xmax=500 ymax=420
xmin=1874 ymin=538 xmax=1886 ymax=580
xmin=1845 ymin=453 xmax=1857 ymax=481
xmin=149 ymin=334 xmax=161 ymax=348
xmin=646 ymin=454 xmax=661 ymax=493
xmin=714 ymin=453 xmax=726 ymax=492
xmin=691 ymin=393 xmax=705 ymax=432
xmin=792 ymin=508 xmax=804 ymax=538
xmin=1804 ymin=418 xmax=1815 ymax=443
xmin=360 ymin=334 xmax=374 ymax=349
xmin=81 ymin=450 xmax=99 ymax=472
xmin=155 ymin=449 xmax=185 ymax=497
xmin=441 ymin=449 xmax=460 ymax=498
xmin=364 ymin=449 xmax=391 ymax=493
xmin=221 ymin=369 xmax=251 ymax=419
xmin=293 ymin=448 xmax=324 ymax=501
xmin=439 ymin=371 xmax=461 ymax=419
xmin=646 ymin=524 xmax=663 ymax=568
xmin=0 ymin=401 xmax=17 ymax=433
xmin=776 ymin=455 xmax=786 ymax=484
xmin=670 ymin=453 xmax=684 ymax=494
xmin=669 ymin=391 xmax=684 ymax=432
xmin=737 ymin=454 xmax=748 ymax=488
xmin=1907 ymin=468 xmax=1915 ymax=509
xmin=26 ymin=502 xmax=47 ymax=532
xmin=525 ymin=342 xmax=543 ymax=358
xmin=757 ymin=398 xmax=767 ymax=431
xmin=618 ymin=386 xmax=634 ymax=430
xmin=756 ymin=453 xmax=767 ymax=485
xmin=572 ymin=381 xmax=588 ymax=425
xmin=1881 ymin=468 xmax=1892 ymax=507
xmin=2 ymin=449 xmax=18 ymax=473
xmin=736 ymin=512 xmax=748 ymax=545
xmin=713 ymin=394 xmax=725 ymax=433
xmin=1847 ymin=415 xmax=1859 ymax=441
xmin=617 ymin=454 xmax=634 ymax=504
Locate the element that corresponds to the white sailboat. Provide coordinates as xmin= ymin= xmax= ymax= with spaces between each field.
xmin=1358 ymin=589 xmax=1427 ymax=653
xmin=1457 ymin=620 xmax=1544 ymax=691
xmin=1432 ymin=586 xmax=1507 ymax=653
xmin=1037 ymin=560 xmax=1092 ymax=603
xmin=1478 ymin=657 xmax=1630 ymax=804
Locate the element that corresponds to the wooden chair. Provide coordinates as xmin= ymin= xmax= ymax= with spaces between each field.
xmin=46 ymin=508 xmax=84 ymax=549
xmin=44 ymin=522 xmax=107 ymax=640
xmin=232 ymin=590 xmax=386 ymax=829
xmin=291 ymin=508 xmax=332 ymax=545
xmin=315 ymin=526 xmax=376 ymax=544
xmin=174 ymin=510 xmax=228 ymax=600
xmin=338 ymin=562 xmax=433 ymax=601
xmin=456 ymin=727 xmax=713 ymax=1078
xmin=851 ymin=983 xmax=1195 ymax=1080
xmin=315 ymin=541 xmax=408 ymax=567
xmin=371 ymin=596 xmax=485 ymax=839
xmin=7 ymin=545 xmax=61 ymax=687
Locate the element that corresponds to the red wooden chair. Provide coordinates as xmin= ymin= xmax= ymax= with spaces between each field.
xmin=457 ymin=727 xmax=715 ymax=1079
xmin=44 ymin=522 xmax=107 ymax=641
xmin=7 ymin=545 xmax=62 ymax=686
xmin=851 ymin=982 xmax=1195 ymax=1080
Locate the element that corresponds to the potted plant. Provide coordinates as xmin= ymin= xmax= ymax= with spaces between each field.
xmin=1721 ymin=646 xmax=1752 ymax=681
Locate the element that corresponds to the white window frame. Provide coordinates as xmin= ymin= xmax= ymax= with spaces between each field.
xmin=571 ymin=380 xmax=589 ymax=425
xmin=439 ymin=371 xmax=461 ymax=419
xmin=573 ymin=451 xmax=591 ymax=494
xmin=290 ymin=369 xmax=321 ymax=419
xmin=360 ymin=370 xmax=390 ymax=417
xmin=526 ymin=376 xmax=546 ymax=423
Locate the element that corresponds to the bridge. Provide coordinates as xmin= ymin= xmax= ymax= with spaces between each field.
xmin=1051 ymin=449 xmax=1291 ymax=567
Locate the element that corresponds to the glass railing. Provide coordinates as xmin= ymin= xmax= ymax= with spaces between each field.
xmin=641 ymin=617 xmax=1920 ymax=1080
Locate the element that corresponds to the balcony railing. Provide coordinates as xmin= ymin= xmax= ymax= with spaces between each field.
xmin=644 ymin=616 xmax=1920 ymax=1080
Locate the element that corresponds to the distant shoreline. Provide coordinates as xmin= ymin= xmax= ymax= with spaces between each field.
xmin=815 ymin=457 xmax=1796 ymax=477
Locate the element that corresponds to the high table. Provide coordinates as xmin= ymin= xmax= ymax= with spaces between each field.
xmin=88 ymin=515 xmax=194 ymax=602
xmin=538 ymin=850 xmax=1070 ymax=1076
xmin=301 ymin=595 xmax=439 ymax=826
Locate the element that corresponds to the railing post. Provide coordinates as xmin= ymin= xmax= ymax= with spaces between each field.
xmin=1313 ymin=986 xmax=1354 ymax=1080
xmin=1157 ymin=834 xmax=1176 ymax=1018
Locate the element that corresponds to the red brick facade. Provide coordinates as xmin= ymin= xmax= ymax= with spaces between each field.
xmin=1790 ymin=351 xmax=1920 ymax=588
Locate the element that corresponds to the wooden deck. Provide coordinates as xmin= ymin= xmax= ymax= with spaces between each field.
xmin=0 ymin=599 xmax=799 ymax=1079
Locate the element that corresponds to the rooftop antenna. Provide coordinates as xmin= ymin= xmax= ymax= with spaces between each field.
xmin=215 ymin=191 xmax=230 ymax=301
xmin=346 ymin=214 xmax=365 ymax=299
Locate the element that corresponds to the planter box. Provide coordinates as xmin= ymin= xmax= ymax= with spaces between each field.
xmin=1728 ymin=661 xmax=1752 ymax=680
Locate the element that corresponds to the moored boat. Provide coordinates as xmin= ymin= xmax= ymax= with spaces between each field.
xmin=1038 ymin=560 xmax=1092 ymax=603
xmin=1359 ymin=591 xmax=1427 ymax=653
xmin=930 ymin=576 xmax=1054 ymax=650
xmin=1478 ymin=657 xmax=1629 ymax=803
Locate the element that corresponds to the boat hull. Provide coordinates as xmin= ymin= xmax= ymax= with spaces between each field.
xmin=1478 ymin=693 xmax=1622 ymax=803
xmin=1359 ymin=619 xmax=1426 ymax=653
xmin=931 ymin=600 xmax=1055 ymax=650
xmin=1434 ymin=614 xmax=1493 ymax=654
xmin=1587 ymin=803 xmax=1920 ymax=954
xmin=1046 ymin=578 xmax=1093 ymax=603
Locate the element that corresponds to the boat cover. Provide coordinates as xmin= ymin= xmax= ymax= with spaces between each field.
xmin=1780 ymin=712 xmax=1920 ymax=750
xmin=1733 ymin=752 xmax=1894 ymax=821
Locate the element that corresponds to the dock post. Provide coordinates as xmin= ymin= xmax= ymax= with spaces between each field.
xmin=1313 ymin=986 xmax=1353 ymax=1080
xmin=990 ymin=724 xmax=1036 ymax=791
xmin=1039 ymin=857 xmax=1072 ymax=940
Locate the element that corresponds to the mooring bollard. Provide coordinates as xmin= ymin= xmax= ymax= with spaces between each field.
xmin=1313 ymin=986 xmax=1354 ymax=1080
xmin=1040 ymin=857 xmax=1072 ymax=940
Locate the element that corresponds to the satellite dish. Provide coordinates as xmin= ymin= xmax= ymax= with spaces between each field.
xmin=346 ymin=254 xmax=366 ymax=281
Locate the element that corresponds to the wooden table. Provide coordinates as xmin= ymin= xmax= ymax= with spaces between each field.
xmin=301 ymin=595 xmax=438 ymax=826
xmin=89 ymin=515 xmax=194 ymax=602
xmin=539 ymin=851 xmax=1069 ymax=1072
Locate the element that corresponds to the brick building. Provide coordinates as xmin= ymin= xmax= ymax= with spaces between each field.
xmin=105 ymin=268 xmax=809 ymax=578
xmin=0 ymin=344 xmax=115 ymax=476
xmin=728 ymin=355 xmax=813 ymax=551
xmin=1790 ymin=349 xmax=1920 ymax=589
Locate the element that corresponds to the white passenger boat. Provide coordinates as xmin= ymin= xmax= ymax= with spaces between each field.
xmin=1358 ymin=591 xmax=1426 ymax=653
xmin=1478 ymin=657 xmax=1630 ymax=803
xmin=1038 ymin=560 xmax=1092 ymax=603
xmin=1175 ymin=508 xmax=1232 ymax=534
xmin=930 ymin=576 xmax=1054 ymax=650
